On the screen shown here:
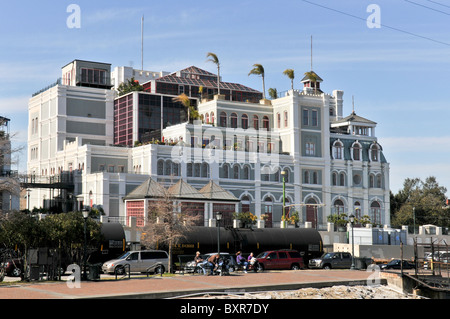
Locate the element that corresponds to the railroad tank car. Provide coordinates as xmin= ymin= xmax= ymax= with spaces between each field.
xmin=88 ymin=222 xmax=127 ymax=263
xmin=172 ymin=226 xmax=323 ymax=264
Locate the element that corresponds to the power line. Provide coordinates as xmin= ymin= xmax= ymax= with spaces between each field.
xmin=404 ymin=0 xmax=450 ymax=16
xmin=426 ymin=0 xmax=450 ymax=10
xmin=300 ymin=0 xmax=450 ymax=47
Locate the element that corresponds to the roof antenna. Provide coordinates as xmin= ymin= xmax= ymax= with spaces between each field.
xmin=352 ymin=96 xmax=356 ymax=114
xmin=141 ymin=15 xmax=144 ymax=71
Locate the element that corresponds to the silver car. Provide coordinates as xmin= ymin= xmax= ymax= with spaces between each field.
xmin=102 ymin=250 xmax=169 ymax=275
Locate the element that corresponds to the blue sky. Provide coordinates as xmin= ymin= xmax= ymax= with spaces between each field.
xmin=1 ymin=0 xmax=450 ymax=195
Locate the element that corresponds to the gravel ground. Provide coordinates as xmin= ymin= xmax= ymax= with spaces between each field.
xmin=203 ymin=285 xmax=422 ymax=299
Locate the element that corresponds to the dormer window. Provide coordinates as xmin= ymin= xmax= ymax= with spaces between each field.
xmin=352 ymin=142 xmax=361 ymax=161
xmin=332 ymin=140 xmax=343 ymax=160
xmin=370 ymin=143 xmax=380 ymax=162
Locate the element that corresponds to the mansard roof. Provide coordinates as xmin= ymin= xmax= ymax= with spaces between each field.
xmin=156 ymin=66 xmax=261 ymax=93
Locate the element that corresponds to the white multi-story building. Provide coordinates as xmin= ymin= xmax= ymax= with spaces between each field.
xmin=26 ymin=60 xmax=390 ymax=229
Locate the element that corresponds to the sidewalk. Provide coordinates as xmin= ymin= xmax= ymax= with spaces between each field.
xmin=0 ymin=270 xmax=383 ymax=299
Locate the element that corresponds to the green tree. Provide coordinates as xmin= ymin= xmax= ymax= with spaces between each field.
xmin=391 ymin=176 xmax=450 ymax=229
xmin=206 ymin=52 xmax=221 ymax=95
xmin=268 ymin=88 xmax=278 ymax=100
xmin=283 ymin=68 xmax=295 ymax=90
xmin=140 ymin=190 xmax=201 ymax=273
xmin=173 ymin=93 xmax=199 ymax=124
xmin=117 ymin=77 xmax=143 ymax=96
xmin=304 ymin=71 xmax=319 ymax=94
xmin=248 ymin=64 xmax=266 ymax=100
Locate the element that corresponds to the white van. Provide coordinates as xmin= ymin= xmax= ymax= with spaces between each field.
xmin=102 ymin=250 xmax=169 ymax=275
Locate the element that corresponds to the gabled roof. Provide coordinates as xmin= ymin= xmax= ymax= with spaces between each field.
xmin=199 ymin=181 xmax=239 ymax=202
xmin=167 ymin=179 xmax=206 ymax=200
xmin=155 ymin=66 xmax=261 ymax=93
xmin=123 ymin=178 xmax=166 ymax=200
xmin=334 ymin=111 xmax=377 ymax=125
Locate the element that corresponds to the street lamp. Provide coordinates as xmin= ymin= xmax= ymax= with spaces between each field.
xmin=216 ymin=212 xmax=222 ymax=256
xmin=82 ymin=208 xmax=89 ymax=280
xmin=281 ymin=170 xmax=286 ymax=228
xmin=349 ymin=214 xmax=355 ymax=270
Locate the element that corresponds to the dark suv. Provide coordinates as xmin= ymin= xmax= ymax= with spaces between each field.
xmin=255 ymin=250 xmax=304 ymax=271
xmin=308 ymin=252 xmax=352 ymax=269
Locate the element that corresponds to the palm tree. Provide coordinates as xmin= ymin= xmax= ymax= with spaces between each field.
xmin=304 ymin=71 xmax=319 ymax=94
xmin=206 ymin=52 xmax=220 ymax=95
xmin=248 ymin=64 xmax=266 ymax=100
xmin=173 ymin=93 xmax=199 ymax=123
xmin=283 ymin=69 xmax=295 ymax=90
xmin=268 ymin=88 xmax=278 ymax=100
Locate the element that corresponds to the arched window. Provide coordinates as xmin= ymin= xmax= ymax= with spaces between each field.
xmin=241 ymin=114 xmax=249 ymax=129
xmin=339 ymin=172 xmax=346 ymax=186
xmin=230 ymin=113 xmax=238 ymax=128
xmin=332 ymin=172 xmax=338 ymax=186
xmin=369 ymin=174 xmax=375 ymax=188
xmin=352 ymin=142 xmax=361 ymax=161
xmin=205 ymin=113 xmax=210 ymax=124
xmin=157 ymin=160 xmax=164 ymax=175
xmin=243 ymin=165 xmax=250 ymax=180
xmin=376 ymin=174 xmax=382 ymax=188
xmin=334 ymin=199 xmax=345 ymax=215
xmin=223 ymin=164 xmax=230 ymax=179
xmin=371 ymin=144 xmax=379 ymax=162
xmin=333 ymin=140 xmax=343 ymax=159
xmin=210 ymin=112 xmax=215 ymax=124
xmin=370 ymin=201 xmax=381 ymax=225
xmin=165 ymin=160 xmax=172 ymax=176
xmin=233 ymin=164 xmax=240 ymax=179
xmin=284 ymin=111 xmax=288 ymax=127
xmin=241 ymin=195 xmax=251 ymax=213
xmin=220 ymin=112 xmax=227 ymax=127
xmin=263 ymin=116 xmax=269 ymax=131
xmin=276 ymin=113 xmax=281 ymax=128
xmin=194 ymin=163 xmax=201 ymax=177
xmin=201 ymin=163 xmax=209 ymax=178
xmin=187 ymin=163 xmax=193 ymax=177
xmin=312 ymin=171 xmax=318 ymax=184
xmin=282 ymin=169 xmax=290 ymax=183
xmin=172 ymin=162 xmax=180 ymax=176
xmin=253 ymin=115 xmax=259 ymax=130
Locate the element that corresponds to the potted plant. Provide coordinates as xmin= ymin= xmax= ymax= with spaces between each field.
xmin=327 ymin=213 xmax=348 ymax=231
xmin=233 ymin=212 xmax=257 ymax=228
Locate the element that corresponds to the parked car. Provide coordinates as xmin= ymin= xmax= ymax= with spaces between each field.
xmin=102 ymin=250 xmax=169 ymax=275
xmin=308 ymin=252 xmax=352 ymax=269
xmin=381 ymin=259 xmax=415 ymax=270
xmin=1 ymin=258 xmax=24 ymax=277
xmin=255 ymin=250 xmax=304 ymax=271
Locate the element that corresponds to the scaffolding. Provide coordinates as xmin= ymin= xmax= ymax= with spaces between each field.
xmin=413 ymin=238 xmax=449 ymax=290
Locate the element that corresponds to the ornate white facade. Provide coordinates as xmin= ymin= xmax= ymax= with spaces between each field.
xmin=26 ymin=61 xmax=390 ymax=229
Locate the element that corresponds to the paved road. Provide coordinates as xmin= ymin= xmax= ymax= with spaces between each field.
xmin=0 ymin=269 xmax=383 ymax=299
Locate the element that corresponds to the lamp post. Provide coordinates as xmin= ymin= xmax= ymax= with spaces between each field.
xmin=82 ymin=208 xmax=89 ymax=280
xmin=349 ymin=214 xmax=355 ymax=270
xmin=216 ymin=212 xmax=222 ymax=256
xmin=281 ymin=170 xmax=286 ymax=228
